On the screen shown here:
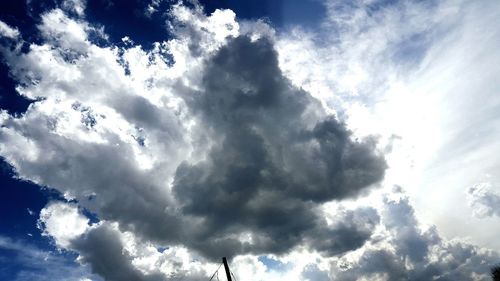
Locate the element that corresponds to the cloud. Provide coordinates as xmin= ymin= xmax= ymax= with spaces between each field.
xmin=276 ymin=0 xmax=448 ymax=109
xmin=70 ymin=224 xmax=165 ymax=281
xmin=277 ymin=0 xmax=500 ymax=253
xmin=38 ymin=201 xmax=89 ymax=248
xmin=173 ymin=35 xmax=386 ymax=258
xmin=0 ymin=1 xmax=387 ymax=278
xmin=467 ymin=182 xmax=500 ymax=218
xmin=308 ymin=192 xmax=500 ymax=281
xmin=0 ymin=21 xmax=20 ymax=39
xmin=61 ymin=0 xmax=86 ymax=17
xmin=306 ymin=207 xmax=379 ymax=256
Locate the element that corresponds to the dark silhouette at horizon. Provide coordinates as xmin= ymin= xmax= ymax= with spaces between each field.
xmin=492 ymin=265 xmax=500 ymax=281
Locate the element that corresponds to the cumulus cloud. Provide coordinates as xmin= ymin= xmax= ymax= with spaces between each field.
xmin=38 ymin=201 xmax=89 ymax=248
xmin=0 ymin=1 xmax=387 ymax=279
xmin=173 ymin=35 xmax=386 ymax=258
xmin=306 ymin=207 xmax=379 ymax=256
xmin=467 ymin=182 xmax=500 ymax=218
xmin=306 ymin=192 xmax=500 ymax=281
xmin=71 ymin=224 xmax=165 ymax=281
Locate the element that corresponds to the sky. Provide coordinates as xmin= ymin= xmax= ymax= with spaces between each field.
xmin=0 ymin=0 xmax=500 ymax=280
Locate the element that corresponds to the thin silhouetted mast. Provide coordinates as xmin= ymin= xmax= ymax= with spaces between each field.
xmin=222 ymin=257 xmax=233 ymax=281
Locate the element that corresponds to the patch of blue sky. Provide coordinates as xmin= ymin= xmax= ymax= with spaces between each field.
xmin=84 ymin=0 xmax=173 ymax=48
xmin=258 ymin=255 xmax=292 ymax=272
xmin=0 ymin=236 xmax=100 ymax=281
xmin=0 ymin=160 xmax=66 ymax=249
xmin=0 ymin=61 xmax=33 ymax=116
xmin=200 ymin=0 xmax=326 ymax=31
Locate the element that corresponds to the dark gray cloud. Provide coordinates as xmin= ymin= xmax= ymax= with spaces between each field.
xmin=71 ymin=224 xmax=164 ymax=281
xmin=305 ymin=193 xmax=500 ymax=281
xmin=307 ymin=207 xmax=380 ymax=256
xmin=173 ymin=36 xmax=386 ymax=258
xmin=382 ymin=195 xmax=440 ymax=263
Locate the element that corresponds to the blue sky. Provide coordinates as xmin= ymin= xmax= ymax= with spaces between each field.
xmin=1 ymin=0 xmax=500 ymax=280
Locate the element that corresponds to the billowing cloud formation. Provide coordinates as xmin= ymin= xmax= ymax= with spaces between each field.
xmin=38 ymin=201 xmax=89 ymax=248
xmin=467 ymin=182 xmax=500 ymax=218
xmin=173 ymin=35 xmax=386 ymax=258
xmin=71 ymin=224 xmax=165 ymax=281
xmin=0 ymin=0 xmax=386 ymax=275
xmin=307 ymin=192 xmax=500 ymax=281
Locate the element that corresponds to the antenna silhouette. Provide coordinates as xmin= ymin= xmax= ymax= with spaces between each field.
xmin=222 ymin=257 xmax=233 ymax=281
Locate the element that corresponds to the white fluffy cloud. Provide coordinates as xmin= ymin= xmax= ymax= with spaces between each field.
xmin=0 ymin=20 xmax=20 ymax=39
xmin=1 ymin=0 xmax=500 ymax=280
xmin=39 ymin=202 xmax=90 ymax=248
